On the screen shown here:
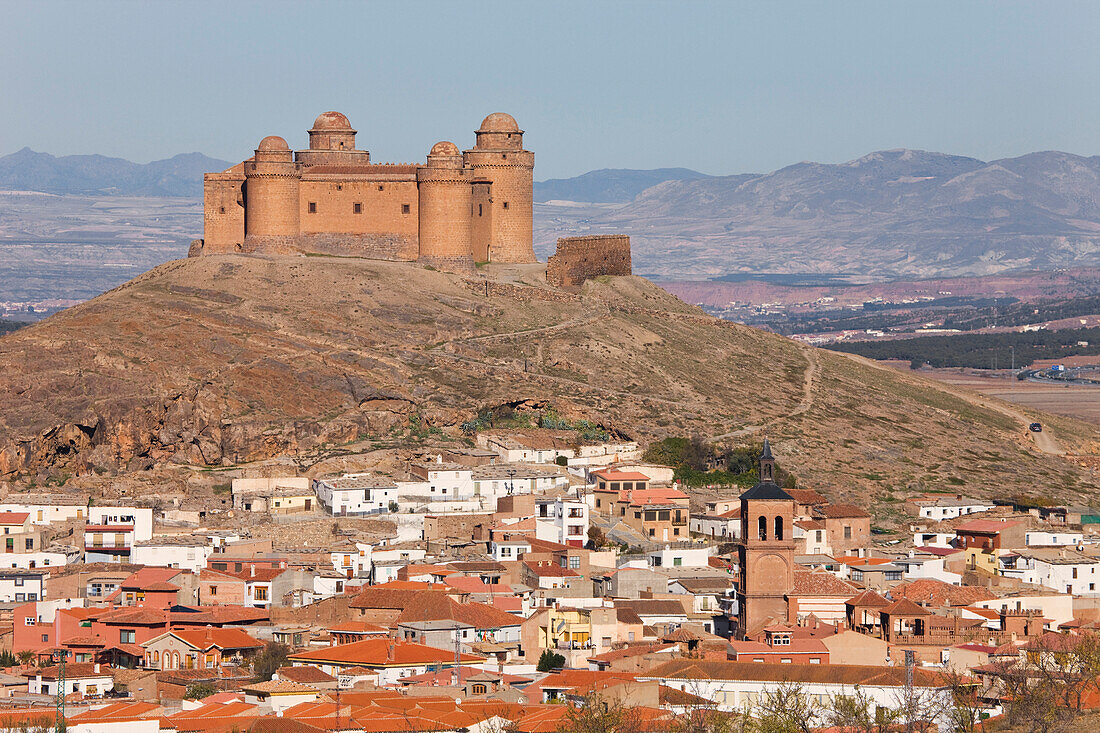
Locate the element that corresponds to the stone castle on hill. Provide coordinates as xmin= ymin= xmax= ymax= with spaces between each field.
xmin=192 ymin=111 xmax=535 ymax=272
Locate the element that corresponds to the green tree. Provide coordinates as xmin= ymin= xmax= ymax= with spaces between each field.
xmin=251 ymin=641 xmax=290 ymax=681
xmin=0 ymin=650 xmax=17 ymax=667
xmin=537 ymin=649 xmax=566 ymax=672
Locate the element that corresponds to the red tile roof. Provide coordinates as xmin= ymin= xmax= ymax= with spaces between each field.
xmin=163 ymin=628 xmax=264 ymax=651
xmin=0 ymin=512 xmax=29 ymax=524
xmin=523 ymin=560 xmax=581 ymax=578
xmin=288 ymin=639 xmax=485 ymax=668
xmin=955 ymin=519 xmax=1023 ymax=534
xmin=891 ymin=579 xmax=997 ymax=607
xmin=592 ymin=470 xmax=652 ymax=482
xmin=791 ymin=571 xmax=859 ymax=597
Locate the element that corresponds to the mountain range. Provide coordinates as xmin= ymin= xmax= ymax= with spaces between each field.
xmin=0 ymin=148 xmax=231 ymax=197
xmin=534 ymin=149 xmax=1100 ymax=280
xmin=534 ymin=168 xmax=712 ymax=203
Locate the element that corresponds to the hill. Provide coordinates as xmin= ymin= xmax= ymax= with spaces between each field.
xmin=534 ymin=149 xmax=1100 ymax=279
xmin=0 ymin=255 xmax=1097 ymax=523
xmin=0 ymin=148 xmax=232 ymax=197
xmin=534 ymin=168 xmax=714 ymax=203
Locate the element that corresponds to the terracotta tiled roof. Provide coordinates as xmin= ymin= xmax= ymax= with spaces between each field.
xmin=288 ymin=639 xmax=484 ymax=668
xmin=0 ymin=512 xmax=29 ymax=524
xmin=845 ymin=590 xmax=890 ymax=607
xmin=242 ymin=680 xmax=322 ymax=695
xmin=522 ymin=560 xmax=580 ymax=578
xmin=955 ymin=518 xmax=1023 ymax=533
xmin=277 ymin=666 xmax=336 ymax=684
xmin=786 ymin=489 xmax=828 ymax=505
xmin=641 ymin=659 xmax=948 ymax=687
xmin=588 ymin=642 xmax=676 ymax=664
xmin=891 ymin=579 xmax=996 ymax=607
xmin=791 ymin=570 xmax=859 ymax=597
xmin=395 ymin=594 xmax=522 ymax=630
xmin=348 ymin=588 xmax=449 ymax=610
xmin=163 ymin=628 xmax=264 ymax=651
xmin=881 ymin=598 xmax=932 ymax=616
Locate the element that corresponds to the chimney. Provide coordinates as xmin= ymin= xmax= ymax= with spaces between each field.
xmin=94 ymin=663 xmax=100 ymax=673
xmin=387 ymin=642 xmax=395 ymax=662
xmin=251 ymin=564 xmax=256 ymax=577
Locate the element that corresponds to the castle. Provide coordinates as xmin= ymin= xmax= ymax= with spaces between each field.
xmin=192 ymin=111 xmax=535 ymax=271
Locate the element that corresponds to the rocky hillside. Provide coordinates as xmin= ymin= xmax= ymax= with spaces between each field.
xmin=0 ymin=148 xmax=231 ymax=197
xmin=535 ymin=150 xmax=1100 ymax=279
xmin=0 ymin=255 xmax=1097 ymax=519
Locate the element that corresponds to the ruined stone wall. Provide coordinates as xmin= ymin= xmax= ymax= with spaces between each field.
xmin=545 ymin=235 xmax=632 ymax=289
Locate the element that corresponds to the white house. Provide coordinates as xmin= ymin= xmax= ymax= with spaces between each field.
xmin=535 ymin=496 xmax=589 ymax=547
xmin=329 ymin=542 xmax=372 ymax=579
xmin=914 ymin=496 xmax=996 ymax=522
xmin=690 ymin=510 xmax=740 ymax=540
xmin=972 ymin=592 xmax=1075 ymax=628
xmin=131 ymin=535 xmax=214 ymax=573
xmin=1001 ymin=549 xmax=1100 ymax=596
xmin=314 ymin=474 xmax=398 ymax=516
xmin=0 ymin=569 xmax=45 ymax=602
xmin=912 ymin=531 xmax=956 ymax=548
xmin=0 ymin=552 xmax=68 ymax=571
xmin=646 ymin=545 xmax=713 ymax=569
xmin=1025 ymin=530 xmax=1084 ymax=547
xmin=639 ymin=660 xmax=954 ymax=729
xmin=476 ymin=434 xmax=640 ymax=467
xmin=0 ymin=495 xmax=88 ymax=525
xmin=88 ymin=507 xmax=153 ymax=542
xmin=490 ymin=538 xmax=531 ymax=563
xmin=28 ymin=663 xmax=113 ymax=696
xmin=897 ymin=554 xmax=962 ymax=585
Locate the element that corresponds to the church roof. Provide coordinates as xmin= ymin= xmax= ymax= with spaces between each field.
xmin=739 ymin=481 xmax=793 ymax=501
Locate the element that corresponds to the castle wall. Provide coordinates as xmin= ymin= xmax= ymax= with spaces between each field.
xmin=417 ymin=169 xmax=474 ymax=273
xmin=471 ymin=181 xmax=492 ymax=263
xmin=297 ymin=177 xmax=419 ymax=260
xmin=545 ymin=235 xmax=632 ymax=289
xmin=464 ymin=149 xmax=535 ymax=263
xmin=201 ymin=174 xmax=245 ymax=253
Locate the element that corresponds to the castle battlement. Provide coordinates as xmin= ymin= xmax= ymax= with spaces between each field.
xmin=192 ymin=111 xmax=535 ymax=272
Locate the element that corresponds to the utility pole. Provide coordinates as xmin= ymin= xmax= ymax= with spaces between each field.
xmin=904 ymin=649 xmax=915 ymax=733
xmin=53 ymin=650 xmax=66 ymax=733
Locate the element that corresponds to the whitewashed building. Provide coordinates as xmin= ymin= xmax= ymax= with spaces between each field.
xmin=314 ymin=474 xmax=398 ymax=516
xmin=131 ymin=536 xmax=215 ymax=573
xmin=0 ymin=569 xmax=45 ymax=602
xmin=535 ymin=496 xmax=589 ymax=547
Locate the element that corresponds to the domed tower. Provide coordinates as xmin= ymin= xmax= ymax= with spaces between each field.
xmin=296 ymin=112 xmax=370 ymax=166
xmin=417 ymin=142 xmax=475 ymax=273
xmin=243 ymin=136 xmax=301 ymax=252
xmin=463 ymin=113 xmax=534 ymax=263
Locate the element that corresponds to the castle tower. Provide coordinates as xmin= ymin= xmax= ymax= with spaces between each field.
xmin=417 ymin=141 xmax=475 ymax=273
xmin=296 ymin=111 xmax=370 ymax=166
xmin=463 ymin=113 xmax=535 ymax=263
xmin=242 ymin=135 xmax=301 ymax=252
xmin=736 ymin=438 xmax=795 ymax=638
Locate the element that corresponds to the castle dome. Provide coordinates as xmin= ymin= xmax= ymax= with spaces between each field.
xmin=478 ymin=112 xmax=520 ymax=133
xmin=429 ymin=141 xmax=460 ymax=157
xmin=311 ymin=111 xmax=353 ymax=130
xmin=257 ymin=135 xmax=289 ymax=151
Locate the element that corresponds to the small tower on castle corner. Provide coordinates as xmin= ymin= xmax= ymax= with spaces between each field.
xmin=736 ymin=438 xmax=795 ymax=639
xmin=463 ymin=113 xmax=535 ymax=264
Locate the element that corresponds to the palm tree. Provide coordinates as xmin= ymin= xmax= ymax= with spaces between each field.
xmin=16 ymin=650 xmax=35 ymax=667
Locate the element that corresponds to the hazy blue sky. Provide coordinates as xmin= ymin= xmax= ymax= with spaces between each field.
xmin=2 ymin=1 xmax=1098 ymax=178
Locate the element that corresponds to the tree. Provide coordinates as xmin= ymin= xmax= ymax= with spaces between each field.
xmin=587 ymin=525 xmax=608 ymax=550
xmin=752 ymin=681 xmax=819 ymax=733
xmin=537 ymin=649 xmax=565 ymax=672
xmin=251 ymin=641 xmax=290 ymax=681
xmin=557 ymin=693 xmax=643 ymax=733
xmin=0 ymin=650 xmax=17 ymax=667
xmin=16 ymin=650 xmax=34 ymax=667
xmin=824 ymin=688 xmax=899 ymax=733
xmin=184 ymin=682 xmax=217 ymax=700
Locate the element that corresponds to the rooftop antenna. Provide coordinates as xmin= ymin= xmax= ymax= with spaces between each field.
xmin=452 ymin=624 xmax=462 ymax=687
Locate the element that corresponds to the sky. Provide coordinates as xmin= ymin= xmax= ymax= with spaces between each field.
xmin=2 ymin=1 xmax=1099 ymax=179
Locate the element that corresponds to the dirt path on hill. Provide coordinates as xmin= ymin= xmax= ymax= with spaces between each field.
xmin=708 ymin=343 xmax=818 ymax=441
xmin=834 ymin=352 xmax=1066 ymax=456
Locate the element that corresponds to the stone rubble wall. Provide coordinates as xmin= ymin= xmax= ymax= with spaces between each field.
xmin=545 ymin=235 xmax=631 ymax=290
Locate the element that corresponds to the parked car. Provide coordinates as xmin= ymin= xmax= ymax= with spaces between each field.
xmin=1029 ymin=423 xmax=1043 ymax=432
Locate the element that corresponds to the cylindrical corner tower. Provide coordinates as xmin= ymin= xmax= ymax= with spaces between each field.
xmin=463 ymin=113 xmax=535 ymax=263
xmin=243 ymin=136 xmax=301 ymax=252
xmin=417 ymin=141 xmax=475 ymax=273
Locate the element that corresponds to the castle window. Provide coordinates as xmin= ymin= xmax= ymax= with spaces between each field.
xmin=308 ymin=202 xmax=317 ymax=214
xmin=219 ymin=206 xmax=225 ymax=214
xmin=336 ymin=185 xmax=342 ymax=191
xmin=378 ymin=185 xmax=384 ymax=191
xmin=402 ymin=204 xmax=411 ymax=214
xmin=503 ymin=202 xmax=509 ymax=210
xmin=478 ymin=204 xmax=483 ymax=216
xmin=354 ymin=203 xmax=362 ymax=214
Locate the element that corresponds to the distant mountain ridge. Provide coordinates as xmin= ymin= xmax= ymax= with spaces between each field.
xmin=0 ymin=148 xmax=231 ymax=197
xmin=534 ymin=167 xmax=712 ymax=203
xmin=535 ymin=149 xmax=1100 ymax=280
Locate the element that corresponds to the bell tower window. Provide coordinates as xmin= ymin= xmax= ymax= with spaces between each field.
xmin=774 ymin=516 xmax=784 ymax=541
xmin=758 ymin=516 xmax=767 ymax=541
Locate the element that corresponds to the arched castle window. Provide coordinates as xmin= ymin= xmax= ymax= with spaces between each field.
xmin=774 ymin=516 xmax=784 ymax=541
xmin=758 ymin=516 xmax=767 ymax=541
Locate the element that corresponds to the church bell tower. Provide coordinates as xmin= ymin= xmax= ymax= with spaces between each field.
xmin=736 ymin=438 xmax=796 ymax=638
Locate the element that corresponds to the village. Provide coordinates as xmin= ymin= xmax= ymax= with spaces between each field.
xmin=0 ymin=430 xmax=1089 ymax=732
